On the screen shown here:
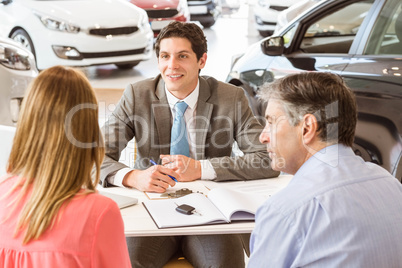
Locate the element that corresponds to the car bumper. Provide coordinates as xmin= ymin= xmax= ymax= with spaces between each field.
xmin=33 ymin=27 xmax=154 ymax=69
xmin=149 ymin=15 xmax=188 ymax=37
xmin=190 ymin=13 xmax=216 ymax=25
xmin=188 ymin=0 xmax=218 ymax=23
xmin=254 ymin=9 xmax=280 ymax=32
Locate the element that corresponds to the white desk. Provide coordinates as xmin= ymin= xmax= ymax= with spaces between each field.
xmin=98 ymin=175 xmax=292 ymax=237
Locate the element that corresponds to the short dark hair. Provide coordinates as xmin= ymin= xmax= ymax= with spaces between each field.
xmin=259 ymin=72 xmax=357 ymax=147
xmin=155 ymin=21 xmax=207 ymax=60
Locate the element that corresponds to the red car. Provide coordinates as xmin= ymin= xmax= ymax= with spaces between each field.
xmin=130 ymin=0 xmax=190 ymax=38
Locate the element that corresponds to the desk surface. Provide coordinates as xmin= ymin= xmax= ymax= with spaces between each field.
xmin=98 ymin=175 xmax=292 ymax=237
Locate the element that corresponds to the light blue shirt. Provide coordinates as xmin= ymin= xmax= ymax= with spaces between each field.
xmin=249 ymin=144 xmax=402 ymax=267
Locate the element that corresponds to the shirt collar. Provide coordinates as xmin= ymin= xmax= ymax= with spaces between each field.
xmin=295 ymin=144 xmax=354 ymax=178
xmin=165 ymin=80 xmax=199 ymax=110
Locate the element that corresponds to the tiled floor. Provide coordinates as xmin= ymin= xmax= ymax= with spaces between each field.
xmin=83 ymin=5 xmax=262 ymax=126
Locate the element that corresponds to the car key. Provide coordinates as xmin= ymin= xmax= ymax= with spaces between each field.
xmin=175 ymin=203 xmax=202 ymax=216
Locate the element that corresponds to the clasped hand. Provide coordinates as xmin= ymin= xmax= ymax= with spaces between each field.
xmin=123 ymin=155 xmax=201 ymax=192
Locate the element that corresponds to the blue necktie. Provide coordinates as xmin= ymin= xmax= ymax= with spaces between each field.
xmin=170 ymin=101 xmax=190 ymax=156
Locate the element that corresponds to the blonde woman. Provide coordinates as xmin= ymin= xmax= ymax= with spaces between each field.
xmin=0 ymin=66 xmax=131 ymax=267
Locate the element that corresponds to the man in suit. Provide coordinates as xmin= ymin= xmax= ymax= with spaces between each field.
xmin=100 ymin=21 xmax=279 ymax=268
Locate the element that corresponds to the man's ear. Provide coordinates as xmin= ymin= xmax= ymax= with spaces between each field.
xmin=302 ymin=114 xmax=319 ymax=145
xmin=198 ymin=53 xmax=207 ymax=69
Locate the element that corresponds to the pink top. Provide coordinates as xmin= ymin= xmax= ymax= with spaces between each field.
xmin=0 ymin=176 xmax=131 ymax=268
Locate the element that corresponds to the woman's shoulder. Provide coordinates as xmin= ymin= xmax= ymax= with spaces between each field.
xmin=68 ymin=191 xmax=120 ymax=216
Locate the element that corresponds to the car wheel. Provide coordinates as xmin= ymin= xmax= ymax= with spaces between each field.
xmin=11 ymin=29 xmax=36 ymax=58
xmin=115 ymin=61 xmax=140 ymax=69
xmin=201 ymin=21 xmax=216 ymax=28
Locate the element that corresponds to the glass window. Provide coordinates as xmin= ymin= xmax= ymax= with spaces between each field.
xmin=283 ymin=26 xmax=296 ymax=48
xmin=364 ymin=0 xmax=402 ymax=55
xmin=300 ymin=0 xmax=374 ymax=54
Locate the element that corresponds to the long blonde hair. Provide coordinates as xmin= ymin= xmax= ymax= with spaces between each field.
xmin=5 ymin=65 xmax=104 ymax=244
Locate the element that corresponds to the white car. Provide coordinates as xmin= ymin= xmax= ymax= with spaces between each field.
xmin=0 ymin=37 xmax=38 ymax=126
xmin=274 ymin=0 xmax=323 ymax=35
xmin=253 ymin=0 xmax=299 ymax=37
xmin=0 ymin=0 xmax=153 ymax=70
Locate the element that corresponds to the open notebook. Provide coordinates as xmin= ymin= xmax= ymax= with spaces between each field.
xmin=143 ymin=187 xmax=268 ymax=229
xmin=98 ymin=191 xmax=138 ymax=209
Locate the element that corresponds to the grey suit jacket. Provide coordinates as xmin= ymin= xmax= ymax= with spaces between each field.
xmin=100 ymin=75 xmax=279 ymax=187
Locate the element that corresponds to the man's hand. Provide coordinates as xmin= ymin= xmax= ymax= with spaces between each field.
xmin=122 ymin=165 xmax=178 ymax=192
xmin=160 ymin=154 xmax=202 ymax=182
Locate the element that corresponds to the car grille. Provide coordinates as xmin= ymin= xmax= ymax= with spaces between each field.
xmin=187 ymin=0 xmax=212 ymax=4
xmin=270 ymin=5 xmax=288 ymax=12
xmin=89 ymin=26 xmax=139 ymax=36
xmin=146 ymin=9 xmax=179 ymax=19
xmin=81 ymin=47 xmax=146 ymax=59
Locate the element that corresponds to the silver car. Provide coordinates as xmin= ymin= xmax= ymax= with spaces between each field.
xmin=0 ymin=37 xmax=38 ymax=126
xmin=228 ymin=0 xmax=402 ymax=181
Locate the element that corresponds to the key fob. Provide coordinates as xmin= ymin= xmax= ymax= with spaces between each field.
xmin=176 ymin=204 xmax=195 ymax=215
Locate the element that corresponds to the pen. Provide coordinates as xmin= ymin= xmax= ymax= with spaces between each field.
xmin=149 ymin=159 xmax=178 ymax=182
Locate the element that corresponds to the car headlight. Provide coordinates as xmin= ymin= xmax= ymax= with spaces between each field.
xmin=0 ymin=42 xmax=31 ymax=70
xmin=37 ymin=14 xmax=80 ymax=33
xmin=139 ymin=10 xmax=149 ymax=28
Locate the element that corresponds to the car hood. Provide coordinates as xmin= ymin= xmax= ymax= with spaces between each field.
xmin=130 ymin=0 xmax=179 ymax=9
xmin=233 ymin=40 xmax=274 ymax=73
xmin=24 ymin=0 xmax=144 ymax=28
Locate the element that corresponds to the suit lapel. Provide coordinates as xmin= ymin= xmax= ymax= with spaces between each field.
xmin=195 ymin=77 xmax=213 ymax=160
xmin=153 ymin=78 xmax=171 ymax=156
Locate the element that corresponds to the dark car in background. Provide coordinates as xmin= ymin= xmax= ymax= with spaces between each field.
xmin=187 ymin=0 xmax=219 ymax=28
xmin=227 ymin=0 xmax=402 ymax=181
xmin=130 ymin=0 xmax=190 ymax=38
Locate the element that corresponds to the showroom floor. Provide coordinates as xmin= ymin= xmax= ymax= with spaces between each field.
xmin=83 ymin=6 xmax=261 ymax=126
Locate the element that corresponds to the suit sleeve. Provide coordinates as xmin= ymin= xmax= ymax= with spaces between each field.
xmin=209 ymin=87 xmax=280 ymax=181
xmin=99 ymin=84 xmax=136 ymax=187
xmin=91 ymin=202 xmax=132 ymax=268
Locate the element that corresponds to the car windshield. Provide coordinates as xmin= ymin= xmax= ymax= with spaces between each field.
xmin=300 ymin=0 xmax=374 ymax=54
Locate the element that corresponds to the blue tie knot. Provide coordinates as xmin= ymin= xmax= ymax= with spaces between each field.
xmin=175 ymin=101 xmax=188 ymax=116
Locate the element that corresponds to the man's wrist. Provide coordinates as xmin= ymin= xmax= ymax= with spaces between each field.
xmin=122 ymin=170 xmax=136 ymax=188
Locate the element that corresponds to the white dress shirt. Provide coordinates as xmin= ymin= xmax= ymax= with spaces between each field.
xmin=249 ymin=144 xmax=402 ymax=267
xmin=113 ymin=80 xmax=216 ymax=187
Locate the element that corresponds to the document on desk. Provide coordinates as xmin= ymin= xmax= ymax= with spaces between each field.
xmin=201 ymin=175 xmax=293 ymax=198
xmin=143 ymin=187 xmax=267 ymax=229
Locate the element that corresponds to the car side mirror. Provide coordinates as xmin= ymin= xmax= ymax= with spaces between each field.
xmin=261 ymin=36 xmax=285 ymax=56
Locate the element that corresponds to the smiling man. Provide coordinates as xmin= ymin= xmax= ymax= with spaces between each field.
xmin=249 ymin=72 xmax=402 ymax=267
xmin=99 ymin=21 xmax=278 ymax=267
